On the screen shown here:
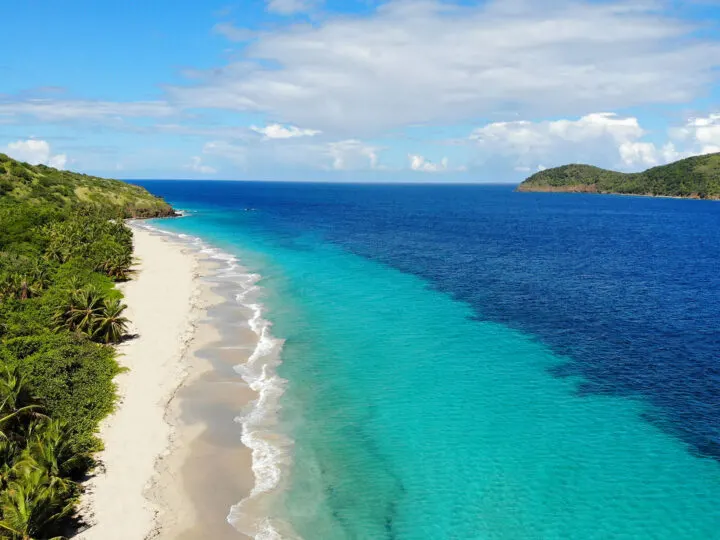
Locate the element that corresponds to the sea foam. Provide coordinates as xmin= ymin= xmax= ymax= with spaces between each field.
xmin=130 ymin=218 xmax=296 ymax=540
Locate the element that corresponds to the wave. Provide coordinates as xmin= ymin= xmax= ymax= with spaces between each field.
xmin=228 ymin=289 xmax=296 ymax=539
xmin=129 ymin=219 xmax=297 ymax=539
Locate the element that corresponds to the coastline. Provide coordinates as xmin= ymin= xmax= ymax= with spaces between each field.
xmin=148 ymin=256 xmax=257 ymax=540
xmin=516 ymin=184 xmax=720 ymax=200
xmin=78 ymin=222 xmax=287 ymax=539
xmin=76 ymin=226 xmax=203 ymax=539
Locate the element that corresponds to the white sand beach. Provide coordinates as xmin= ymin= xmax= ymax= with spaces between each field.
xmin=78 ymin=227 xmax=200 ymax=540
xmin=78 ymin=225 xmax=258 ymax=540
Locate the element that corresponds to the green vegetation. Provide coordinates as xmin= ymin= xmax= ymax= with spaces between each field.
xmin=0 ymin=153 xmax=175 ymax=218
xmin=517 ymin=152 xmax=720 ymax=199
xmin=0 ymin=154 xmax=174 ymax=538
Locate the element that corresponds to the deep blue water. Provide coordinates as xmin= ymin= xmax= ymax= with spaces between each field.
xmin=135 ymin=181 xmax=720 ymax=538
xmin=138 ymin=181 xmax=720 ymax=460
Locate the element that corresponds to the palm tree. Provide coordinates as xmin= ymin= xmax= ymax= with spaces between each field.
xmin=0 ymin=439 xmax=19 ymax=486
xmin=0 ymin=461 xmax=75 ymax=540
xmin=0 ymin=264 xmax=48 ymax=301
xmin=54 ymin=288 xmax=105 ymax=336
xmin=60 ymin=276 xmax=84 ymax=298
xmin=43 ymin=242 xmax=66 ymax=264
xmin=10 ymin=274 xmax=43 ymax=301
xmin=91 ymin=299 xmax=129 ymax=344
xmin=98 ymin=253 xmax=133 ymax=281
xmin=0 ymin=368 xmax=43 ymax=441
xmin=24 ymin=420 xmax=88 ymax=481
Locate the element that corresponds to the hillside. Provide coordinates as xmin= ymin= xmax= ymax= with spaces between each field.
xmin=517 ymin=153 xmax=720 ymax=199
xmin=0 ymin=153 xmax=176 ymax=217
xmin=0 ymin=155 xmax=175 ymax=537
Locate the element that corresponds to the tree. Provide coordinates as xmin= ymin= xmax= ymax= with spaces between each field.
xmin=0 ymin=368 xmax=43 ymax=441
xmin=96 ymin=251 xmax=133 ymax=281
xmin=53 ymin=288 xmax=105 ymax=336
xmin=91 ymin=299 xmax=129 ymax=344
xmin=24 ymin=420 xmax=88 ymax=482
xmin=0 ymin=461 xmax=74 ymax=540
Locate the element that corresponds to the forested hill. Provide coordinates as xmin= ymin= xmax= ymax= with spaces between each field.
xmin=0 ymin=156 xmax=172 ymax=537
xmin=0 ymin=153 xmax=175 ymax=217
xmin=516 ymin=153 xmax=720 ymax=199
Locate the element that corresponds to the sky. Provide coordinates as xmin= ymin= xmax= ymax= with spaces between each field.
xmin=2 ymin=0 xmax=720 ymax=182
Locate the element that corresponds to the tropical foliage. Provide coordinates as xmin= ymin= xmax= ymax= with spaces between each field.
xmin=0 ymin=153 xmax=175 ymax=218
xmin=517 ymin=152 xmax=720 ymax=199
xmin=0 ymin=154 xmax=172 ymax=538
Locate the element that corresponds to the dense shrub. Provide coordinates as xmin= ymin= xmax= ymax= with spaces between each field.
xmin=0 ymin=194 xmax=141 ymax=538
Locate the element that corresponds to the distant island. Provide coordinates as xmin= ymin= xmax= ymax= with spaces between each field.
xmin=516 ymin=152 xmax=720 ymax=200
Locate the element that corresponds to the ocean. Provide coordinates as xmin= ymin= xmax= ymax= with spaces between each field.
xmin=134 ymin=181 xmax=720 ymax=539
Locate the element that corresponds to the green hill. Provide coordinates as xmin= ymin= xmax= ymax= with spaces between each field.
xmin=0 ymin=153 xmax=176 ymax=217
xmin=517 ymin=153 xmax=720 ymax=199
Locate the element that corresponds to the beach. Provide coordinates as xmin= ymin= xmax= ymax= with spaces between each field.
xmin=78 ymin=225 xmax=257 ymax=539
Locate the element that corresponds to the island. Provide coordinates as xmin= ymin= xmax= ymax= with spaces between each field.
xmin=516 ymin=152 xmax=720 ymax=200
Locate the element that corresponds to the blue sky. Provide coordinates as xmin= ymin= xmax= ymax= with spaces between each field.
xmin=2 ymin=0 xmax=720 ymax=182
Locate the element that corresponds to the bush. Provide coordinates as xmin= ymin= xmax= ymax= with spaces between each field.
xmin=0 ymin=194 xmax=138 ymax=536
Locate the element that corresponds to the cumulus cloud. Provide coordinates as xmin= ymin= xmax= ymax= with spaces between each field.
xmin=618 ymin=141 xmax=685 ymax=167
xmin=471 ymin=113 xmax=662 ymax=170
xmin=251 ymin=123 xmax=321 ymax=139
xmin=187 ymin=156 xmax=217 ymax=174
xmin=4 ymin=139 xmax=68 ymax=169
xmin=326 ymin=139 xmax=380 ymax=170
xmin=48 ymin=153 xmax=68 ymax=169
xmin=471 ymin=113 xmax=644 ymax=148
xmin=171 ymin=0 xmax=720 ymax=135
xmin=671 ymin=113 xmax=720 ymax=155
xmin=409 ymin=154 xmax=464 ymax=173
xmin=469 ymin=111 xmax=720 ymax=171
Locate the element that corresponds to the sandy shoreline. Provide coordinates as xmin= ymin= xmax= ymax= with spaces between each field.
xmin=77 ymin=225 xmax=256 ymax=539
xmin=150 ymin=264 xmax=256 ymax=540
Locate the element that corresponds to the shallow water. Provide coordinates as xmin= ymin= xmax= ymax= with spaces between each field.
xmin=138 ymin=182 xmax=720 ymax=539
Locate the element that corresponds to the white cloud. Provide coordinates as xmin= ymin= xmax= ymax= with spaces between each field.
xmin=48 ymin=153 xmax=68 ymax=169
xmin=470 ymin=113 xmax=658 ymax=170
xmin=326 ymin=139 xmax=380 ymax=170
xmin=170 ymin=0 xmax=720 ymax=136
xmin=4 ymin=139 xmax=68 ymax=169
xmin=617 ymin=141 xmax=689 ymax=167
xmin=469 ymin=111 xmax=720 ymax=172
xmin=409 ymin=154 xmax=465 ymax=173
xmin=471 ymin=113 xmax=644 ymax=150
xmin=266 ymin=0 xmax=319 ymax=15
xmin=671 ymin=113 xmax=720 ymax=155
xmin=251 ymin=123 xmax=321 ymax=139
xmin=611 ymin=112 xmax=720 ymax=167
xmin=0 ymin=99 xmax=176 ymax=122
xmin=187 ymin=156 xmax=217 ymax=174
xmin=6 ymin=139 xmax=52 ymax=163
xmin=197 ymin=136 xmax=381 ymax=172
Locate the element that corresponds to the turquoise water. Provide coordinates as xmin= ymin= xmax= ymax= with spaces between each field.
xmin=142 ymin=184 xmax=720 ymax=540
